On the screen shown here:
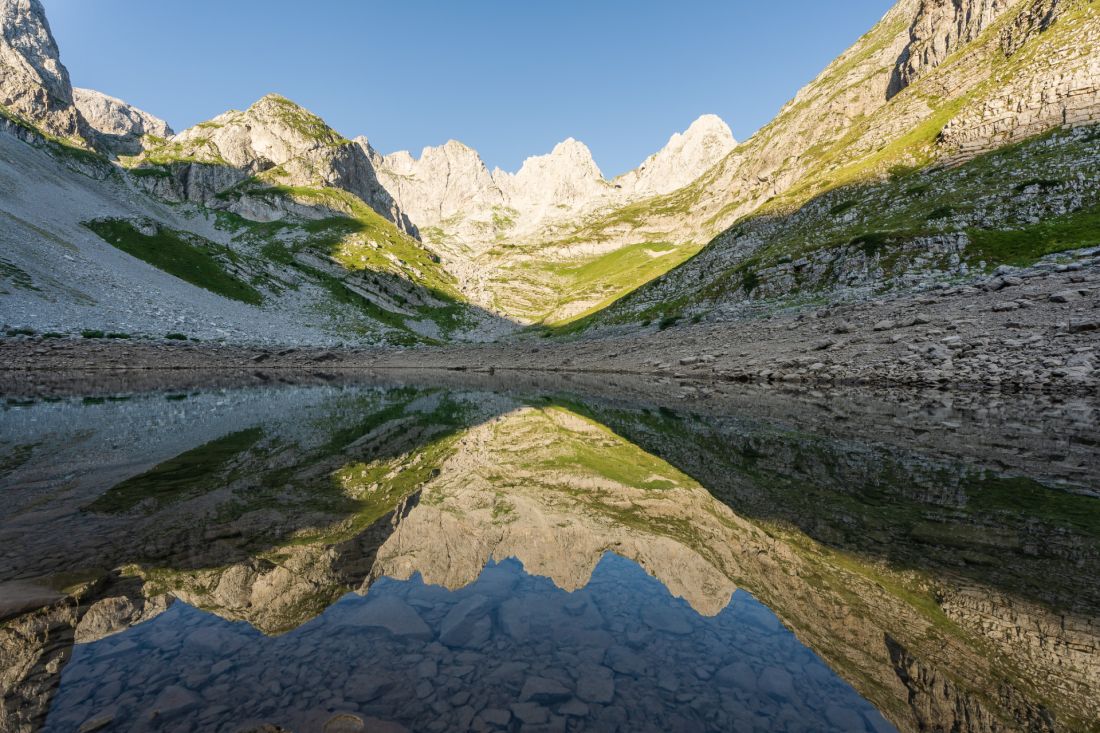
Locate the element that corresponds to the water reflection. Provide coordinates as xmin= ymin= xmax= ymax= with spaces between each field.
xmin=1 ymin=381 xmax=1097 ymax=732
xmin=44 ymin=557 xmax=891 ymax=733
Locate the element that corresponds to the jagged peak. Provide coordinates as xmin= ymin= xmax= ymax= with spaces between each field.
xmin=683 ymin=113 xmax=734 ymax=140
xmin=73 ymin=88 xmax=173 ymax=137
xmin=0 ymin=0 xmax=87 ymax=142
xmin=614 ymin=113 xmax=736 ymax=196
xmin=512 ymin=136 xmax=603 ymax=181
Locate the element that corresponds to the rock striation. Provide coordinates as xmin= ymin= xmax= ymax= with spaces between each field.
xmin=72 ymin=87 xmax=172 ymax=156
xmin=0 ymin=0 xmax=84 ymax=142
xmin=888 ymin=0 xmax=1014 ymax=97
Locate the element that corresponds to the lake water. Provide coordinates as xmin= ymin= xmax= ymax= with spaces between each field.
xmin=1 ymin=378 xmax=1097 ymax=732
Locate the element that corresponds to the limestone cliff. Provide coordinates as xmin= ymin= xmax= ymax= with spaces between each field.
xmin=72 ymin=87 xmax=172 ymax=156
xmin=130 ymin=94 xmax=414 ymax=233
xmin=0 ymin=0 xmax=84 ymax=143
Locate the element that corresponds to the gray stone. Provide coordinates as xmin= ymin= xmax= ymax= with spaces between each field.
xmin=640 ymin=604 xmax=693 ymax=635
xmin=716 ymin=661 xmax=757 ymax=691
xmin=479 ymin=708 xmax=512 ymax=727
xmin=604 ymin=645 xmax=647 ymax=676
xmin=758 ymin=666 xmax=795 ymax=698
xmin=510 ymin=702 xmax=549 ymax=725
xmin=439 ymin=595 xmax=493 ymax=648
xmin=575 ymin=664 xmax=615 ymax=704
xmin=557 ymin=699 xmax=590 ymax=717
xmin=339 ymin=596 xmax=432 ymax=640
xmin=520 ymin=676 xmax=572 ymax=704
xmin=149 ymin=685 xmax=200 ymax=719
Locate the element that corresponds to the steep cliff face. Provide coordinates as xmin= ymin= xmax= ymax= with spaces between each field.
xmin=888 ymin=0 xmax=1015 ymax=97
xmin=129 ymin=94 xmax=414 ymax=234
xmin=369 ymin=139 xmax=504 ymax=241
xmin=72 ymin=87 xmax=172 ymax=156
xmin=0 ymin=0 xmax=84 ymax=143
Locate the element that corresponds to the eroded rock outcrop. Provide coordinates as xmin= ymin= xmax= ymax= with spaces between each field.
xmin=73 ymin=87 xmax=172 ymax=156
xmin=889 ymin=0 xmax=1014 ymax=97
xmin=614 ymin=114 xmax=736 ymax=197
xmin=0 ymin=0 xmax=84 ymax=142
xmin=132 ymin=94 xmax=414 ymax=233
xmin=370 ymin=114 xmax=735 ymax=247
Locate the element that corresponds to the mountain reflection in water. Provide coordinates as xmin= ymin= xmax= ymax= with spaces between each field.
xmin=44 ymin=557 xmax=891 ymax=733
xmin=0 ymin=380 xmax=1097 ymax=733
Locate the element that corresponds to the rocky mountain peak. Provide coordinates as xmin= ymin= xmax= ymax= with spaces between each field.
xmin=515 ymin=137 xmax=603 ymax=181
xmin=490 ymin=137 xmax=607 ymax=224
xmin=0 ymin=0 xmax=85 ymax=142
xmin=166 ymin=93 xmax=351 ymax=173
xmin=616 ymin=113 xmax=736 ymax=197
xmin=371 ymin=137 xmax=505 ymax=244
xmin=73 ymin=88 xmax=173 ymax=156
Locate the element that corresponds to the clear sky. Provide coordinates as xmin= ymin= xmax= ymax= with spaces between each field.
xmin=42 ymin=0 xmax=894 ymax=176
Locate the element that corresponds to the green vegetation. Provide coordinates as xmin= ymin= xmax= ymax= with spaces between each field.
xmin=85 ymin=219 xmax=263 ymax=305
xmin=0 ymin=258 xmax=39 ymax=292
xmin=263 ymin=94 xmax=349 ymax=147
xmin=0 ymin=103 xmax=108 ymax=171
xmin=81 ymin=330 xmax=105 ymax=339
xmin=215 ymin=184 xmax=475 ymax=341
xmin=165 ymin=332 xmax=188 ymax=340
xmin=87 ymin=427 xmax=265 ymax=514
xmin=565 ymin=125 xmax=1100 ymax=332
xmin=968 ymin=203 xmax=1100 ymax=266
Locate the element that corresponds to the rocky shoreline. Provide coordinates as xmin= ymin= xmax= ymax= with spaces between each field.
xmin=3 ymin=253 xmax=1098 ymax=395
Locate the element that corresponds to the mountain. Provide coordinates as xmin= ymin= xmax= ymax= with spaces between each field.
xmin=566 ymin=0 xmax=1100 ymax=332
xmin=0 ymin=0 xmax=1097 ymax=348
xmin=359 ymin=117 xmax=736 ymax=323
xmin=0 ymin=0 xmax=84 ymax=143
xmin=128 ymin=93 xmax=413 ymax=233
xmin=72 ymin=87 xmax=172 ymax=156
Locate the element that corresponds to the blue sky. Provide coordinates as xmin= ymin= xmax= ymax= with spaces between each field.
xmin=43 ymin=0 xmax=894 ymax=176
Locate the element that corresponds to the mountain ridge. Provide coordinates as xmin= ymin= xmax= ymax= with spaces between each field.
xmin=0 ymin=0 xmax=1097 ymax=347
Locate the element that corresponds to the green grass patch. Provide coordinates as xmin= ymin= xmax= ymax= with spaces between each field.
xmin=85 ymin=219 xmax=263 ymax=305
xmin=967 ymin=203 xmax=1100 ymax=266
xmin=87 ymin=427 xmax=265 ymax=514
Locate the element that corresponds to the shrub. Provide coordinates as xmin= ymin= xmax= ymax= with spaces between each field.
xmin=165 ymin=333 xmax=188 ymax=340
xmin=81 ymin=330 xmax=105 ymax=339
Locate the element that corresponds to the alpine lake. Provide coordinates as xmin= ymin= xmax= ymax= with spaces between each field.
xmin=1 ymin=373 xmax=1097 ymax=733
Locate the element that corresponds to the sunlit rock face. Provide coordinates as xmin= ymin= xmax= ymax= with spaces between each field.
xmin=72 ymin=88 xmax=172 ymax=156
xmin=0 ymin=0 xmax=85 ymax=142
xmin=370 ymin=405 xmax=740 ymax=616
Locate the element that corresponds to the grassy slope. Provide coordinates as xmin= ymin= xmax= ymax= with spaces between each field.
xmin=559 ymin=126 xmax=1100 ymax=331
xmin=84 ymin=219 xmax=264 ymax=305
xmin=556 ymin=1 xmax=1100 ymax=333
xmin=486 ymin=240 xmax=704 ymax=325
xmin=116 ymin=96 xmax=478 ymax=340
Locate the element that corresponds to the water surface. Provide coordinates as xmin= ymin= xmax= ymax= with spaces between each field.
xmin=1 ymin=380 xmax=1097 ymax=732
